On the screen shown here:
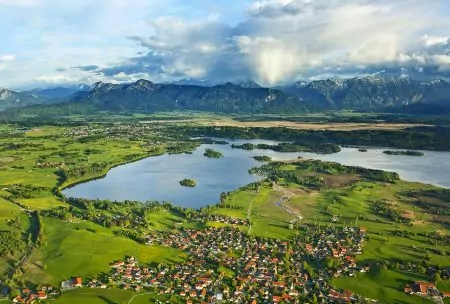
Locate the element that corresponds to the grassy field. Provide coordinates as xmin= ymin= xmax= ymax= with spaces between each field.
xmin=0 ymin=126 xmax=154 ymax=191
xmin=52 ymin=288 xmax=183 ymax=304
xmin=0 ymin=197 xmax=31 ymax=275
xmin=211 ymin=186 xmax=298 ymax=239
xmin=22 ymin=217 xmax=186 ymax=286
xmin=332 ymin=269 xmax=435 ymax=304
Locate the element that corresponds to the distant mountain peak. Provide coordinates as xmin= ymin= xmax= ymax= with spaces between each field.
xmin=236 ymin=80 xmax=262 ymax=89
xmin=170 ymin=79 xmax=213 ymax=87
xmin=278 ymin=76 xmax=450 ymax=111
xmin=134 ymin=79 xmax=154 ymax=86
xmin=0 ymin=88 xmax=45 ymax=111
xmin=88 ymin=82 xmax=121 ymax=92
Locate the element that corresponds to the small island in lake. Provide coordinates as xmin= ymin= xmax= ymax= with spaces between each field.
xmin=359 ymin=149 xmax=368 ymax=152
xmin=252 ymin=155 xmax=272 ymax=162
xmin=204 ymin=148 xmax=223 ymax=158
xmin=383 ymin=150 xmax=424 ymax=156
xmin=179 ymin=178 xmax=197 ymax=187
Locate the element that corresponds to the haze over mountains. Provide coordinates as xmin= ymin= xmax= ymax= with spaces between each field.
xmin=1 ymin=76 xmax=450 ymax=114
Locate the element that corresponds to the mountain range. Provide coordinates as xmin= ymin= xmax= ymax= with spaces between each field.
xmin=25 ymin=84 xmax=89 ymax=99
xmin=0 ymin=88 xmax=46 ymax=111
xmin=1 ymin=77 xmax=449 ymax=114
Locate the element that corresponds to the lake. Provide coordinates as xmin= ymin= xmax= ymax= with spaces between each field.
xmin=63 ymin=139 xmax=450 ymax=208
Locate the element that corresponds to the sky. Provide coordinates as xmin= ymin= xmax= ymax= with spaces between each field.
xmin=0 ymin=0 xmax=449 ymax=89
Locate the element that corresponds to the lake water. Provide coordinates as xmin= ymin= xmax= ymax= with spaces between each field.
xmin=63 ymin=139 xmax=450 ymax=208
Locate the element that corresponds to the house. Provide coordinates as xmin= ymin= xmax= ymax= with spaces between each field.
xmin=37 ymin=291 xmax=48 ymax=300
xmin=73 ymin=277 xmax=83 ymax=287
xmin=412 ymin=282 xmax=435 ymax=295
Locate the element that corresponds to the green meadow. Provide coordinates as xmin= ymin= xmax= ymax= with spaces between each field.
xmin=0 ymin=198 xmax=32 ymax=275
xmin=332 ymin=269 xmax=434 ymax=304
xmin=22 ymin=217 xmax=186 ymax=286
xmin=52 ymin=288 xmax=184 ymax=304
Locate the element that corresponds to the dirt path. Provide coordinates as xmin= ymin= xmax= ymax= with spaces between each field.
xmin=273 ymin=185 xmax=303 ymax=220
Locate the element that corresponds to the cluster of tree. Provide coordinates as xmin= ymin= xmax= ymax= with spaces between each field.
xmin=252 ymin=155 xmax=272 ymax=162
xmin=232 ymin=142 xmax=341 ymax=154
xmin=4 ymin=184 xmax=48 ymax=199
xmin=234 ymin=113 xmax=450 ymax=126
xmin=376 ymin=258 xmax=448 ymax=283
xmin=416 ymin=231 xmax=450 ymax=248
xmin=249 ymin=160 xmax=399 ymax=189
xmin=179 ymin=178 xmax=196 ymax=187
xmin=0 ymin=230 xmax=26 ymax=257
xmin=404 ymin=189 xmax=450 ymax=220
xmin=166 ymin=142 xmax=199 ymax=154
xmin=406 ymin=188 xmax=450 ymax=201
xmin=199 ymin=138 xmax=229 ymax=145
xmin=56 ymin=162 xmax=109 ymax=180
xmin=412 ymin=201 xmax=450 ymax=217
xmin=0 ymin=142 xmax=43 ymax=152
xmin=203 ymin=148 xmax=223 ymax=158
xmin=42 ymin=197 xmax=191 ymax=237
xmin=383 ymin=150 xmax=424 ymax=156
xmin=113 ymin=229 xmax=145 ymax=243
xmin=76 ymin=134 xmax=106 ymax=143
xmin=181 ymin=125 xmax=450 ymax=151
xmin=372 ymin=200 xmax=413 ymax=225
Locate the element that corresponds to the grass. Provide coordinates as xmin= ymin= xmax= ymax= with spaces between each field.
xmin=211 ymin=186 xmax=298 ymax=240
xmin=23 ymin=217 xmax=186 ymax=286
xmin=0 ymin=198 xmax=31 ymax=274
xmin=52 ymin=288 xmax=184 ymax=304
xmin=0 ymin=126 xmax=152 ymax=191
xmin=210 ymin=162 xmax=450 ymax=304
xmin=1 ymin=122 xmax=449 ymax=304
xmin=250 ymin=187 xmax=298 ymax=240
xmin=18 ymin=194 xmax=65 ymax=210
xmin=332 ymin=269 xmax=435 ymax=304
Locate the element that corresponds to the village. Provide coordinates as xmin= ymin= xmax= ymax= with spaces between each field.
xmin=47 ymin=225 xmax=373 ymax=304
xmin=4 ymin=213 xmax=448 ymax=304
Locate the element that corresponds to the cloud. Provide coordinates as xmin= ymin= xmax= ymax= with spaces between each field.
xmin=0 ymin=55 xmax=15 ymax=72
xmin=0 ymin=55 xmax=15 ymax=62
xmin=1 ymin=0 xmax=449 ymax=88
xmin=0 ymin=0 xmax=36 ymax=6
xmin=90 ymin=0 xmax=449 ymax=85
xmin=74 ymin=65 xmax=99 ymax=72
xmin=95 ymin=17 xmax=250 ymax=83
